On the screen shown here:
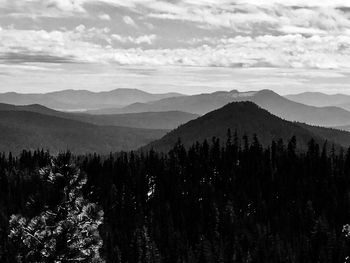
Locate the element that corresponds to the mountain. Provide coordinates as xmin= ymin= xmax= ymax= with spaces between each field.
xmin=244 ymin=90 xmax=350 ymax=127
xmin=74 ymin=111 xmax=199 ymax=130
xmin=333 ymin=125 xmax=350 ymax=133
xmin=91 ymin=89 xmax=350 ymax=127
xmin=0 ymin=89 xmax=184 ymax=110
xmin=146 ymin=101 xmax=350 ymax=152
xmin=0 ymin=111 xmax=167 ymax=154
xmin=286 ymin=92 xmax=350 ymax=111
xmin=88 ymin=90 xmax=235 ymax=115
xmin=0 ymin=102 xmax=61 ymax=115
xmin=337 ymin=103 xmax=350 ymax=111
xmin=0 ymin=103 xmax=198 ymax=130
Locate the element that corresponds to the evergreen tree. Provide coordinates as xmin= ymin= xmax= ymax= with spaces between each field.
xmin=8 ymin=154 xmax=104 ymax=263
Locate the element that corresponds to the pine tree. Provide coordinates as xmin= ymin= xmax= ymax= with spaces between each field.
xmin=9 ymin=153 xmax=104 ymax=263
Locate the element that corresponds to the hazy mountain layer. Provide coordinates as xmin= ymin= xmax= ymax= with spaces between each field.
xmin=75 ymin=111 xmax=199 ymax=129
xmin=0 ymin=103 xmax=198 ymax=130
xmin=0 ymin=111 xmax=167 ymax=154
xmin=0 ymin=89 xmax=184 ymax=110
xmin=286 ymin=92 xmax=350 ymax=111
xmin=146 ymin=101 xmax=350 ymax=152
xmin=91 ymin=89 xmax=350 ymax=127
xmin=285 ymin=92 xmax=350 ymax=108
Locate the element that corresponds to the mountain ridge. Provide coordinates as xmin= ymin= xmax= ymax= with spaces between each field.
xmin=0 ymin=88 xmax=184 ymax=110
xmin=90 ymin=89 xmax=350 ymax=127
xmin=145 ymin=101 xmax=350 ymax=152
xmin=0 ymin=102 xmax=198 ymax=129
xmin=285 ymin=92 xmax=350 ymax=111
xmin=0 ymin=110 xmax=167 ymax=154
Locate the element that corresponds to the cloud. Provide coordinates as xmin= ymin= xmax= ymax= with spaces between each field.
xmin=0 ymin=0 xmax=87 ymax=18
xmin=123 ymin=16 xmax=137 ymax=27
xmin=144 ymin=22 xmax=155 ymax=30
xmin=144 ymin=2 xmax=350 ymax=36
xmin=280 ymin=26 xmax=327 ymax=36
xmin=98 ymin=13 xmax=111 ymax=21
xmin=111 ymin=34 xmax=157 ymax=45
xmin=1 ymin=0 xmax=350 ymax=70
xmin=235 ymin=0 xmax=350 ymax=8
xmin=1 ymin=0 xmax=350 ymax=38
xmin=1 ymin=26 xmax=350 ymax=69
xmin=0 ymin=52 xmax=76 ymax=64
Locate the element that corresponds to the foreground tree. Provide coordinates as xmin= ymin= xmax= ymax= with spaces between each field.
xmin=2 ymin=135 xmax=350 ymax=262
xmin=9 ymin=153 xmax=104 ymax=263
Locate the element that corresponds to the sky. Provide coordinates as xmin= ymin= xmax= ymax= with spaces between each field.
xmin=1 ymin=0 xmax=350 ymax=95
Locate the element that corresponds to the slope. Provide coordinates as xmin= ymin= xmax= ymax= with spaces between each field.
xmin=247 ymin=90 xmax=350 ymax=127
xmin=146 ymin=101 xmax=350 ymax=152
xmin=0 ymin=103 xmax=198 ymax=130
xmin=0 ymin=89 xmax=184 ymax=110
xmin=0 ymin=111 xmax=167 ymax=154
xmin=75 ymin=111 xmax=199 ymax=129
xmin=285 ymin=92 xmax=350 ymax=107
xmin=97 ymin=89 xmax=350 ymax=127
xmin=89 ymin=90 xmax=233 ymax=115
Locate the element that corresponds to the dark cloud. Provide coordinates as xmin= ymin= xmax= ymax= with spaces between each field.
xmin=0 ymin=52 xmax=77 ymax=64
xmin=122 ymin=67 xmax=160 ymax=76
xmin=337 ymin=7 xmax=350 ymax=12
xmin=0 ymin=72 xmax=11 ymax=76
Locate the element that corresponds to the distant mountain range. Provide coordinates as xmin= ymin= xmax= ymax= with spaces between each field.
xmin=88 ymin=90 xmax=237 ymax=115
xmin=3 ymin=89 xmax=350 ymax=154
xmin=0 ymin=103 xmax=198 ymax=130
xmin=286 ymin=92 xmax=350 ymax=111
xmin=5 ymin=88 xmax=350 ymax=127
xmin=1 ymin=100 xmax=350 ymax=154
xmin=0 ymin=89 xmax=183 ymax=111
xmin=90 ymin=89 xmax=350 ymax=127
xmin=146 ymin=102 xmax=350 ymax=152
xmin=75 ymin=111 xmax=198 ymax=130
xmin=0 ymin=110 xmax=167 ymax=154
xmin=0 ymin=102 xmax=199 ymax=153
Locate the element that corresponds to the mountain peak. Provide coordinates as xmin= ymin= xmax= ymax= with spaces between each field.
xmin=255 ymin=89 xmax=278 ymax=96
xmin=229 ymin=89 xmax=239 ymax=93
xmin=0 ymin=88 xmax=183 ymax=110
xmin=146 ymin=100 xmax=350 ymax=152
xmin=146 ymin=101 xmax=311 ymax=151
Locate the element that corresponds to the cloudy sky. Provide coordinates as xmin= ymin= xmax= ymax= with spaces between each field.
xmin=1 ymin=0 xmax=350 ymax=94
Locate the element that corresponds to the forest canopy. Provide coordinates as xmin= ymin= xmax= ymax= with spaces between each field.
xmin=1 ymin=133 xmax=350 ymax=262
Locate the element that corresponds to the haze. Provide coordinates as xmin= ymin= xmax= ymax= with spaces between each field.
xmin=1 ymin=65 xmax=350 ymax=95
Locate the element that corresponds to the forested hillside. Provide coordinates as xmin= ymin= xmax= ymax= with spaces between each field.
xmin=1 ymin=135 xmax=350 ymax=262
xmin=94 ymin=89 xmax=350 ymax=127
xmin=0 ymin=111 xmax=167 ymax=154
xmin=0 ymin=103 xmax=198 ymax=130
xmin=147 ymin=101 xmax=350 ymax=152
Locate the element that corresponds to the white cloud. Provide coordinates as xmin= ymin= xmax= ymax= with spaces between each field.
xmin=47 ymin=0 xmax=86 ymax=12
xmin=1 ymin=0 xmax=350 ymax=38
xmin=145 ymin=2 xmax=350 ymax=35
xmin=235 ymin=0 xmax=350 ymax=7
xmin=1 ymin=0 xmax=350 ymax=70
xmin=98 ymin=13 xmax=111 ymax=21
xmin=123 ymin=16 xmax=137 ymax=27
xmin=0 ymin=0 xmax=86 ymax=18
xmin=73 ymin=24 xmax=112 ymax=43
xmin=1 ymin=27 xmax=350 ymax=69
xmin=111 ymin=34 xmax=157 ymax=45
xmin=280 ymin=26 xmax=327 ymax=36
xmin=3 ymin=0 xmax=350 ymax=15
xmin=144 ymin=22 xmax=155 ymax=30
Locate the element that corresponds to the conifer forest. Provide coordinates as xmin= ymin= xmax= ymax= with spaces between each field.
xmin=1 ymin=133 xmax=350 ymax=262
